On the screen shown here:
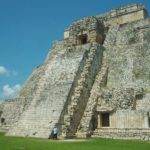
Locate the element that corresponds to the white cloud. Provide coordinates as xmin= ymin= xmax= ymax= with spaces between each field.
xmin=0 ymin=65 xmax=18 ymax=76
xmin=0 ymin=66 xmax=8 ymax=74
xmin=0 ymin=84 xmax=21 ymax=100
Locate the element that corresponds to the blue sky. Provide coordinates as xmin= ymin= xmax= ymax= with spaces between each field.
xmin=0 ymin=0 xmax=150 ymax=100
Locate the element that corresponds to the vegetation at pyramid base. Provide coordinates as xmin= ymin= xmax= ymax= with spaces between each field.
xmin=0 ymin=132 xmax=149 ymax=150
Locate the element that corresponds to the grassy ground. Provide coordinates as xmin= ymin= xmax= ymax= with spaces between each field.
xmin=0 ymin=132 xmax=149 ymax=150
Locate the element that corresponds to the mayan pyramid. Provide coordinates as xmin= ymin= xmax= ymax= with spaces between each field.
xmin=0 ymin=3 xmax=150 ymax=140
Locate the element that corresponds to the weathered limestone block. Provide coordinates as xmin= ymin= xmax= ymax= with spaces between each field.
xmin=110 ymin=110 xmax=149 ymax=128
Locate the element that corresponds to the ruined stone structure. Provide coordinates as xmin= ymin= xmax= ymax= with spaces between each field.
xmin=0 ymin=3 xmax=150 ymax=140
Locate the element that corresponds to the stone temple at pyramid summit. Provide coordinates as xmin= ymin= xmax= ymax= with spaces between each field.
xmin=1 ymin=3 xmax=150 ymax=140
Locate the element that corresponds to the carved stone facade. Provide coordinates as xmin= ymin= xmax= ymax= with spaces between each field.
xmin=64 ymin=17 xmax=105 ymax=46
xmin=0 ymin=3 xmax=150 ymax=140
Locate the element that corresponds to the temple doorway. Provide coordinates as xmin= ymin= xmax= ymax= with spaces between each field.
xmin=97 ymin=112 xmax=110 ymax=128
xmin=78 ymin=34 xmax=88 ymax=44
xmin=101 ymin=113 xmax=110 ymax=127
xmin=1 ymin=118 xmax=5 ymax=125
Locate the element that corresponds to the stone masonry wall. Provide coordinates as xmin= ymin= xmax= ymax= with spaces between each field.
xmin=103 ymin=19 xmax=150 ymax=89
xmin=110 ymin=110 xmax=149 ymax=128
xmin=91 ymin=7 xmax=150 ymax=140
xmin=97 ymin=3 xmax=147 ymax=26
xmin=0 ymin=98 xmax=27 ymax=126
xmin=93 ymin=128 xmax=150 ymax=140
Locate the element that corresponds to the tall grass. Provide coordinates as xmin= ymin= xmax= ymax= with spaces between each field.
xmin=0 ymin=132 xmax=149 ymax=150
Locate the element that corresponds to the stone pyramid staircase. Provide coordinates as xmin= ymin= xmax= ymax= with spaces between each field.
xmin=76 ymin=63 xmax=108 ymax=137
xmin=61 ymin=43 xmax=104 ymax=138
xmin=7 ymin=43 xmax=92 ymax=138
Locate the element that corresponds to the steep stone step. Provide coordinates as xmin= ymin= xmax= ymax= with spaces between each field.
xmin=76 ymin=64 xmax=108 ymax=137
xmin=62 ymin=43 xmax=104 ymax=138
xmin=7 ymin=43 xmax=91 ymax=138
